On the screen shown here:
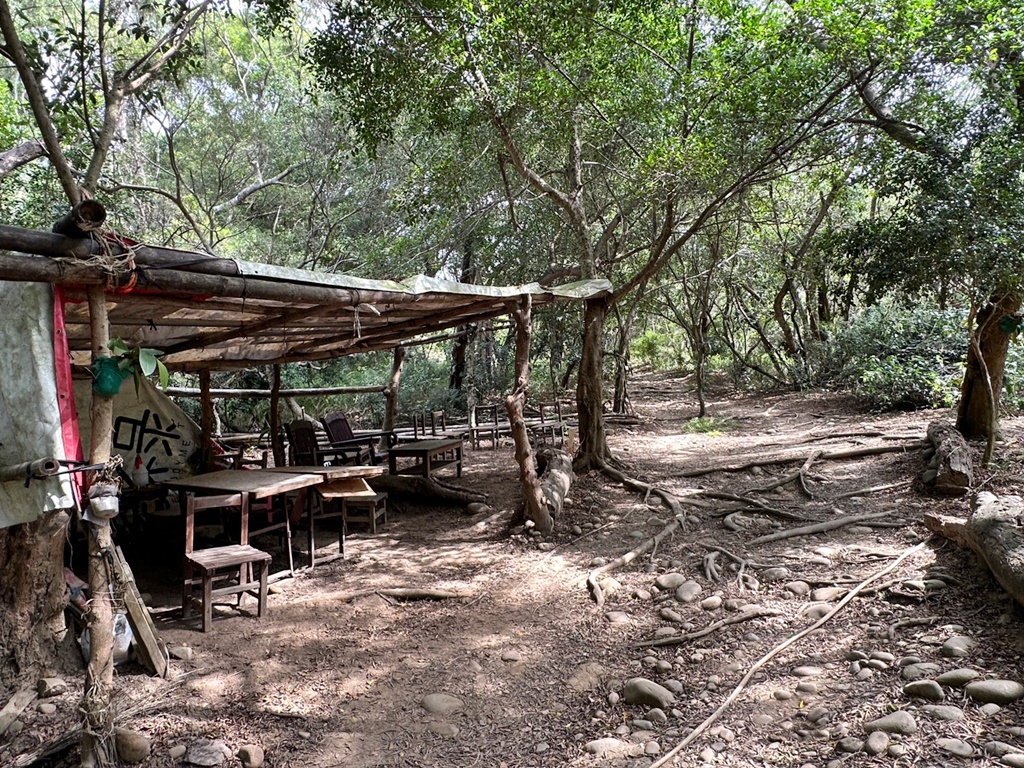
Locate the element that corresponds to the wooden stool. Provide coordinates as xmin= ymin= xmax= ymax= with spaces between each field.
xmin=343 ymin=491 xmax=388 ymax=534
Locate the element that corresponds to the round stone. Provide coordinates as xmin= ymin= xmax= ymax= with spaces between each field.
xmin=864 ymin=730 xmax=890 ymax=756
xmin=785 ymin=581 xmax=811 ymax=596
xmin=792 ymin=665 xmax=823 ymax=678
xmin=420 ymin=693 xmax=465 ymax=715
xmin=941 ymin=635 xmax=977 ymax=658
xmin=675 ymin=581 xmax=702 ymax=603
xmin=904 ymin=680 xmax=944 ymax=701
xmin=901 ymin=662 xmax=941 ymax=681
xmin=655 ymin=573 xmax=688 ymax=590
xmin=700 ymin=596 xmax=723 ymax=611
xmin=645 ymin=741 xmax=662 ymax=755
xmin=937 ymin=738 xmax=974 ymax=758
xmin=920 ymin=704 xmax=964 ymax=721
xmin=936 ymin=668 xmax=981 ymax=687
xmin=966 ymin=680 xmax=1024 ymax=705
xmin=1003 ymin=755 xmax=1024 ymax=768
xmin=864 ymin=710 xmax=917 ymax=735
xmin=605 ymin=611 xmax=631 ymax=624
xmin=836 ymin=737 xmax=863 ymax=753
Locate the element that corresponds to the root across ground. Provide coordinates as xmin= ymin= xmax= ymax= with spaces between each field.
xmin=8 ymin=376 xmax=1024 ymax=767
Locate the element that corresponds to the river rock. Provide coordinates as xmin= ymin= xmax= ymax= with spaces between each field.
xmin=700 ymin=596 xmax=723 ymax=611
xmin=115 ymin=728 xmax=151 ymax=764
xmin=623 ymin=678 xmax=675 ymax=709
xmin=936 ymin=668 xmax=981 ymax=687
xmin=811 ymin=587 xmax=846 ymax=602
xmin=836 ymin=737 xmax=864 ymax=753
xmin=784 ymin=581 xmax=811 ymax=596
xmin=675 ymin=581 xmax=702 ymax=603
xmin=921 ymin=704 xmax=964 ymax=721
xmin=985 ymin=741 xmax=1023 ymax=757
xmin=937 ymin=738 xmax=974 ymax=757
xmin=863 ymin=711 xmax=917 ymax=735
xmin=185 ymin=739 xmax=232 ymax=766
xmin=1003 ymin=755 xmax=1024 ymax=768
xmin=941 ymin=635 xmax=977 ymax=658
xmin=761 ymin=567 xmax=790 ymax=582
xmin=36 ymin=677 xmax=67 ymax=698
xmin=864 ymin=730 xmax=890 ymax=756
xmin=421 ymin=693 xmax=465 ymax=715
xmin=655 ymin=573 xmax=688 ymax=590
xmin=237 ymin=745 xmax=265 ymax=768
xmin=901 ymin=662 xmax=941 ymax=681
xmin=904 ymin=680 xmax=944 ymax=701
xmin=965 ymin=680 xmax=1024 ymax=705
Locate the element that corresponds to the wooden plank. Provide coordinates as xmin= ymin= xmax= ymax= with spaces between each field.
xmin=0 ymin=687 xmax=36 ymax=735
xmin=317 ymin=477 xmax=375 ymax=500
xmin=111 ymin=547 xmax=168 ymax=679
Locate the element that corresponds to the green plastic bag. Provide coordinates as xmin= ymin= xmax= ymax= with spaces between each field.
xmin=92 ymin=356 xmax=130 ymax=398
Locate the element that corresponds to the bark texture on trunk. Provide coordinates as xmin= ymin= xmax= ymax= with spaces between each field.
xmin=924 ymin=420 xmax=973 ymax=496
xmin=575 ymin=298 xmax=610 ymax=472
xmin=925 ymin=492 xmax=1024 ymax=609
xmin=505 ymin=298 xmax=551 ymax=532
xmin=0 ymin=511 xmax=73 ymax=684
xmin=957 ymin=292 xmax=1022 ymax=438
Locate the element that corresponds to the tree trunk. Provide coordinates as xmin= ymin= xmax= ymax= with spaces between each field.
xmin=505 ymin=297 xmax=551 ymax=532
xmin=575 ymin=297 xmax=610 ymax=471
xmin=270 ymin=365 xmax=284 ymax=467
xmin=81 ymin=287 xmax=116 ymax=768
xmin=924 ymin=492 xmax=1024 ymax=610
xmin=957 ymin=291 xmax=1022 ymax=439
xmin=381 ymin=346 xmax=406 ymax=452
xmin=0 ymin=511 xmax=73 ymax=683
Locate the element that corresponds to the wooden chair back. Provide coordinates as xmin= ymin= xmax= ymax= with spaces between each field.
xmin=321 ymin=411 xmax=357 ymax=444
xmin=284 ymin=419 xmax=320 ymax=465
xmin=184 ymin=492 xmax=249 ymax=555
xmin=430 ymin=410 xmax=446 ymax=435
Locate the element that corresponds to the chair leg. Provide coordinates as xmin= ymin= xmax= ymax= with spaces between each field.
xmin=182 ymin=560 xmax=193 ymax=619
xmin=202 ymin=572 xmax=213 ymax=633
xmin=257 ymin=561 xmax=268 ymax=619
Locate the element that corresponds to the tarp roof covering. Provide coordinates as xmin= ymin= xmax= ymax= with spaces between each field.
xmin=0 ymin=224 xmax=611 ymax=372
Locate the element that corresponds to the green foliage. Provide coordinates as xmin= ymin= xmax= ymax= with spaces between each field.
xmin=107 ymin=338 xmax=170 ymax=396
xmin=681 ymin=416 xmax=736 ymax=436
xmin=826 ymin=306 xmax=967 ymax=410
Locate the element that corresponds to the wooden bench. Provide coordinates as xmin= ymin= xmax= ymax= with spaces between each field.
xmin=314 ymin=478 xmax=386 ymax=558
xmin=183 ymin=493 xmax=271 ymax=633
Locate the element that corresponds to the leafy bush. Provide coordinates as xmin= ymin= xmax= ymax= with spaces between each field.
xmin=826 ymin=306 xmax=967 ymax=410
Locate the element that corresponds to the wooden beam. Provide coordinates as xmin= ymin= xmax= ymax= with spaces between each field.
xmin=165 ymin=385 xmax=387 ymax=398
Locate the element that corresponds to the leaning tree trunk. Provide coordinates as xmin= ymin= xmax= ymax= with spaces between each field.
xmin=575 ymin=297 xmax=611 ymax=472
xmin=506 ymin=297 xmax=551 ymax=531
xmin=381 ymin=346 xmax=405 ymax=451
xmin=957 ymin=291 xmax=1022 ymax=439
xmin=0 ymin=512 xmax=73 ymax=683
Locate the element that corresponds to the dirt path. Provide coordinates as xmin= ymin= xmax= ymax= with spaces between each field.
xmin=6 ymin=377 xmax=1024 ymax=767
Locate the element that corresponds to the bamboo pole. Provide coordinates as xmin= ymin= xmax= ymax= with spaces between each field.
xmin=0 ymin=457 xmax=60 ymax=483
xmin=81 ymin=286 xmax=116 ymax=768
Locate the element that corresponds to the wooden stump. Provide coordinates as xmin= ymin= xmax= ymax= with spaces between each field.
xmin=925 ymin=420 xmax=973 ymax=495
xmin=924 ymin=492 xmax=1024 ymax=608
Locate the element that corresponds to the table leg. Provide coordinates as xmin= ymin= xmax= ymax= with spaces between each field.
xmin=456 ymin=444 xmax=463 ymax=477
xmin=424 ymin=450 xmax=432 ymax=477
xmin=306 ymin=488 xmax=315 ymax=569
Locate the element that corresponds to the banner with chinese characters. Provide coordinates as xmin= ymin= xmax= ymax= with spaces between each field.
xmin=74 ymin=377 xmax=201 ymax=484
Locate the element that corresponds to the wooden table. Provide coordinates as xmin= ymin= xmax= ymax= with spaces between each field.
xmin=388 ymin=439 xmax=463 ymax=478
xmin=164 ymin=469 xmax=329 ymax=574
xmin=265 ymin=465 xmax=385 ymax=566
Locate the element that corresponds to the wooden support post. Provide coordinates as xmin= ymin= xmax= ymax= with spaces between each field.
xmin=505 ymin=297 xmax=551 ymax=532
xmin=270 ymin=365 xmax=284 ymax=468
xmin=81 ymin=286 xmax=116 ymax=768
xmin=199 ymin=370 xmax=214 ymax=472
xmin=381 ymin=346 xmax=405 ymax=449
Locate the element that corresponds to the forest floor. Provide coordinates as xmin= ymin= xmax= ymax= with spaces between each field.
xmin=7 ymin=372 xmax=1024 ymax=768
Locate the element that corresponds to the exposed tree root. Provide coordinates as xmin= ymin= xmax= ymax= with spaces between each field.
xmin=747 ymin=510 xmax=893 ymax=546
xmin=831 ymin=480 xmax=911 ymax=500
xmin=635 ymin=606 xmax=781 ymax=648
xmin=649 ymin=542 xmax=926 ymax=768
xmin=887 ymin=615 xmax=941 ymax=641
xmin=668 ymin=440 xmax=928 ymax=478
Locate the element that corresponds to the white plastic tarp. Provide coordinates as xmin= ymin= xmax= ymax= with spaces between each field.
xmin=0 ymin=283 xmax=76 ymax=528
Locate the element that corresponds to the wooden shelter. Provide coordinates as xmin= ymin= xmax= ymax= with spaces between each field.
xmin=0 ymin=223 xmax=611 ymax=371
